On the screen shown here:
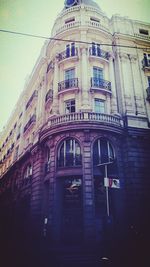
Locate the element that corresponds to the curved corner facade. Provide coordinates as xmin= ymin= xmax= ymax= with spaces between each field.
xmin=0 ymin=0 xmax=150 ymax=246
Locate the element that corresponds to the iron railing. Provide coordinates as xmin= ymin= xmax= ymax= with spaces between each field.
xmin=58 ymin=78 xmax=78 ymax=92
xmin=58 ymin=47 xmax=78 ymax=61
xmin=89 ymin=47 xmax=109 ymax=60
xmin=91 ymin=77 xmax=111 ymax=90
xmin=24 ymin=114 xmax=36 ymax=133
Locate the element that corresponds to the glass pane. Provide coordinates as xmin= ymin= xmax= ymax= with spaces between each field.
xmin=65 ymin=68 xmax=75 ymax=80
xmin=100 ymin=139 xmax=109 ymax=164
xmin=93 ymin=141 xmax=99 ymax=165
xmin=95 ymin=99 xmax=105 ymax=113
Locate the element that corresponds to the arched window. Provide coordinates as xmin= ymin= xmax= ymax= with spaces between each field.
xmin=45 ymin=146 xmax=50 ymax=173
xmin=23 ymin=164 xmax=32 ymax=179
xmin=58 ymin=138 xmax=82 ymax=167
xmin=93 ymin=138 xmax=115 ymax=166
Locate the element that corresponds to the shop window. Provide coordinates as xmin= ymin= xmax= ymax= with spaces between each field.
xmin=58 ymin=138 xmax=82 ymax=167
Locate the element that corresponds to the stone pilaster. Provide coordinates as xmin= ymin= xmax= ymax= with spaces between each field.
xmin=80 ymin=46 xmax=91 ymax=111
xmin=83 ymin=136 xmax=95 ymax=241
xmin=52 ymin=57 xmax=59 ymax=115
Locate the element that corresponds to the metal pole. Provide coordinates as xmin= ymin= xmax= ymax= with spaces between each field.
xmin=105 ymin=164 xmax=110 ymax=216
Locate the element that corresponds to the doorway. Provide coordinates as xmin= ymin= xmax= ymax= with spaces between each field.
xmin=60 ymin=177 xmax=83 ymax=244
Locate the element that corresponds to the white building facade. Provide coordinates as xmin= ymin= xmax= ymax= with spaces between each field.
xmin=0 ymin=0 xmax=150 ymax=246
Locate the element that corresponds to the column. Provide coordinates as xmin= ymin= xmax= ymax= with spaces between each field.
xmin=108 ymin=53 xmax=118 ymax=114
xmin=80 ymin=46 xmax=91 ymax=111
xmin=52 ymin=57 xmax=59 ymax=115
xmin=129 ymin=55 xmax=146 ymax=116
xmin=83 ymin=135 xmax=95 ymax=241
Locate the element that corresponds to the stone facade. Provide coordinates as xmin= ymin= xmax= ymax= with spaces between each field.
xmin=0 ymin=0 xmax=150 ymax=248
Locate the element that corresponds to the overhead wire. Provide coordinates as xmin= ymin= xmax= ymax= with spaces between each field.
xmin=0 ymin=29 xmax=150 ymax=50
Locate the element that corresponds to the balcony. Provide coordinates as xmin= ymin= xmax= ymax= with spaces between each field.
xmin=58 ymin=47 xmax=78 ymax=62
xmin=45 ymin=89 xmax=53 ymax=103
xmin=24 ymin=114 xmax=36 ymax=133
xmin=146 ymin=87 xmax=150 ymax=101
xmin=46 ymin=112 xmax=123 ymax=128
xmin=58 ymin=78 xmax=78 ymax=93
xmin=89 ymin=47 xmax=109 ymax=60
xmin=26 ymin=90 xmax=38 ymax=110
xmin=91 ymin=77 xmax=111 ymax=92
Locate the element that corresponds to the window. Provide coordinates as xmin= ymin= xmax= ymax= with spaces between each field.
xmin=148 ymin=77 xmax=150 ymax=87
xmin=143 ymin=53 xmax=150 ymax=67
xmin=90 ymin=17 xmax=100 ymax=23
xmin=23 ymin=164 xmax=32 ymax=179
xmin=45 ymin=147 xmax=50 ymax=173
xmin=65 ymin=99 xmax=75 ymax=113
xmin=58 ymin=138 xmax=82 ymax=167
xmin=14 ymin=146 xmax=19 ymax=161
xmin=93 ymin=138 xmax=115 ymax=166
xmin=66 ymin=43 xmax=75 ymax=57
xmin=94 ymin=99 xmax=105 ymax=113
xmin=65 ymin=68 xmax=75 ymax=80
xmin=65 ymin=17 xmax=75 ymax=24
xmin=91 ymin=43 xmax=101 ymax=57
xmin=139 ymin=29 xmax=149 ymax=35
xmin=93 ymin=67 xmax=103 ymax=80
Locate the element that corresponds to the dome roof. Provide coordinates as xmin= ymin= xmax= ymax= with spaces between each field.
xmin=64 ymin=0 xmax=101 ymax=11
xmin=81 ymin=0 xmax=100 ymax=9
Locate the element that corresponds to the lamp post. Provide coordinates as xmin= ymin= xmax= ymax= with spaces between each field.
xmin=97 ymin=161 xmax=113 ymax=217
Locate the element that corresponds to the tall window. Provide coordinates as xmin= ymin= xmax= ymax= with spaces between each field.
xmin=92 ymin=42 xmax=101 ymax=56
xmin=94 ymin=99 xmax=105 ymax=113
xmin=143 ymin=53 xmax=150 ymax=67
xmin=93 ymin=67 xmax=103 ymax=80
xmin=66 ymin=42 xmax=75 ymax=57
xmin=147 ymin=76 xmax=150 ymax=87
xmin=58 ymin=138 xmax=82 ymax=167
xmin=65 ymin=68 xmax=75 ymax=80
xmin=93 ymin=138 xmax=115 ymax=166
xmin=45 ymin=147 xmax=50 ymax=173
xmin=65 ymin=99 xmax=75 ymax=113
xmin=23 ymin=164 xmax=32 ymax=179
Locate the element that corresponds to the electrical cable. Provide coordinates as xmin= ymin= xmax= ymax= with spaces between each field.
xmin=0 ymin=29 xmax=150 ymax=50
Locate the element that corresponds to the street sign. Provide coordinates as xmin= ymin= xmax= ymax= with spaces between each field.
xmin=104 ymin=177 xmax=120 ymax=188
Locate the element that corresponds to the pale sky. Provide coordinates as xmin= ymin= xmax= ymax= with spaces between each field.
xmin=0 ymin=0 xmax=150 ymax=132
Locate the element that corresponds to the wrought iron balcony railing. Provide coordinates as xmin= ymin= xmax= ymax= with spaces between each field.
xmin=26 ymin=90 xmax=38 ymax=110
xmin=146 ymin=87 xmax=150 ymax=101
xmin=58 ymin=78 xmax=78 ymax=92
xmin=91 ymin=77 xmax=111 ymax=91
xmin=24 ymin=114 xmax=36 ymax=133
xmin=89 ymin=47 xmax=109 ymax=60
xmin=58 ymin=47 xmax=78 ymax=61
xmin=45 ymin=89 xmax=53 ymax=102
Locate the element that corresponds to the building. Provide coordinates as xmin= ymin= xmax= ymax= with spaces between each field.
xmin=0 ymin=0 xmax=150 ymax=252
